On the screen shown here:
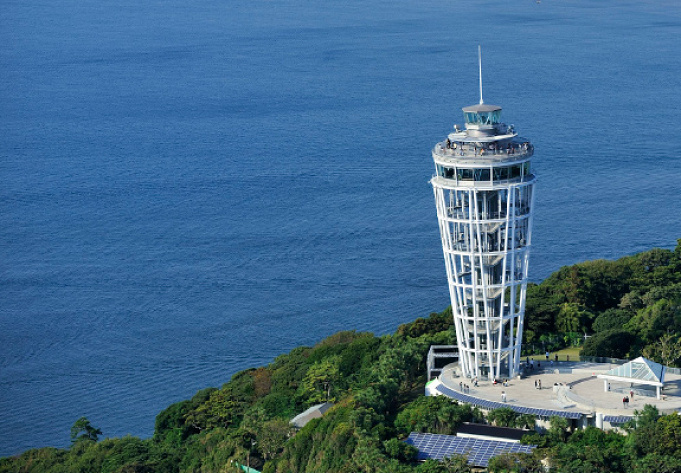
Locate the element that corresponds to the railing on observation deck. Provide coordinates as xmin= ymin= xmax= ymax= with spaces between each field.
xmin=434 ymin=141 xmax=534 ymax=160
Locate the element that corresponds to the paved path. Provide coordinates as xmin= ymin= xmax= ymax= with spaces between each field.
xmin=438 ymin=362 xmax=681 ymax=416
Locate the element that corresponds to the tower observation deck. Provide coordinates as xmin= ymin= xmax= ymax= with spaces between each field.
xmin=431 ymin=99 xmax=536 ymax=381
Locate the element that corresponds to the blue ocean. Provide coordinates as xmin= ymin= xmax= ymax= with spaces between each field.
xmin=1 ymin=0 xmax=680 ymax=456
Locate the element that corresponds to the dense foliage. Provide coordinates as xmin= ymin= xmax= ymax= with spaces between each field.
xmin=524 ymin=239 xmax=681 ymax=364
xmin=2 ymin=239 xmax=680 ymax=472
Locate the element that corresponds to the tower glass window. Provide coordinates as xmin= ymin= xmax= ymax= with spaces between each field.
xmin=464 ymin=110 xmax=501 ymax=125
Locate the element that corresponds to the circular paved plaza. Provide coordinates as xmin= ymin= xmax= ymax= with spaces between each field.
xmin=436 ymin=361 xmax=681 ymax=419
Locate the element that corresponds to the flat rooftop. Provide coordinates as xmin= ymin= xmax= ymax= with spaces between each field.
xmin=435 ymin=361 xmax=681 ymax=418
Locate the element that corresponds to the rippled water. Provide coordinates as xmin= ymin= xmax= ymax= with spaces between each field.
xmin=1 ymin=0 xmax=680 ymax=456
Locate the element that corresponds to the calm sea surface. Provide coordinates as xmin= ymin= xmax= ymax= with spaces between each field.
xmin=1 ymin=0 xmax=680 ymax=456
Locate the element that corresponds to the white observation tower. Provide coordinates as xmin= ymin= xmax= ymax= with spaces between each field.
xmin=431 ymin=50 xmax=536 ymax=380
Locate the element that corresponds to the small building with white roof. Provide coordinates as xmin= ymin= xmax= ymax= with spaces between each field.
xmin=290 ymin=402 xmax=334 ymax=429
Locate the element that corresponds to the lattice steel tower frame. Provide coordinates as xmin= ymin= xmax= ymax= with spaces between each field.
xmin=430 ymin=61 xmax=536 ymax=380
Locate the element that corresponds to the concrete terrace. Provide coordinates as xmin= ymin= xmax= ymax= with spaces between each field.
xmin=433 ymin=361 xmax=681 ymax=421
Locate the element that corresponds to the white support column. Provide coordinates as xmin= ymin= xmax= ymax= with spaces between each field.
xmin=501 ymin=190 xmax=512 ymax=378
xmin=467 ymin=191 xmax=479 ymax=378
xmin=509 ymin=187 xmax=519 ymax=376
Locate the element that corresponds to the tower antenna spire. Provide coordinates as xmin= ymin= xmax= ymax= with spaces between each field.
xmin=478 ymin=45 xmax=484 ymax=104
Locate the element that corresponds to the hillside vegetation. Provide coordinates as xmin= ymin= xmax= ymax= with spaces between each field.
xmin=525 ymin=239 xmax=681 ymax=363
xmin=2 ymin=239 xmax=680 ymax=473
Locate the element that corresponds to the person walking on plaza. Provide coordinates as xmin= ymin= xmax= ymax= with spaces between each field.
xmin=546 ymin=351 xmax=550 ymax=361
xmin=501 ymin=391 xmax=507 ymax=403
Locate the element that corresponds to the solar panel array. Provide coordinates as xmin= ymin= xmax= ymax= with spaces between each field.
xmin=603 ymin=415 xmax=633 ymax=424
xmin=436 ymin=383 xmax=583 ymax=419
xmin=405 ymin=432 xmax=536 ymax=467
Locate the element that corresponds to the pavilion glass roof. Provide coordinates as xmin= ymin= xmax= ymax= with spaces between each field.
xmin=602 ymin=357 xmax=665 ymax=384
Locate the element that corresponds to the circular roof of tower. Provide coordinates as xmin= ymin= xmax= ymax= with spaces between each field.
xmin=462 ymin=103 xmax=502 ymax=113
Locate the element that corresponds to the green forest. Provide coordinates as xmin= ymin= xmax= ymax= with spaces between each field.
xmin=2 ymin=239 xmax=680 ymax=473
